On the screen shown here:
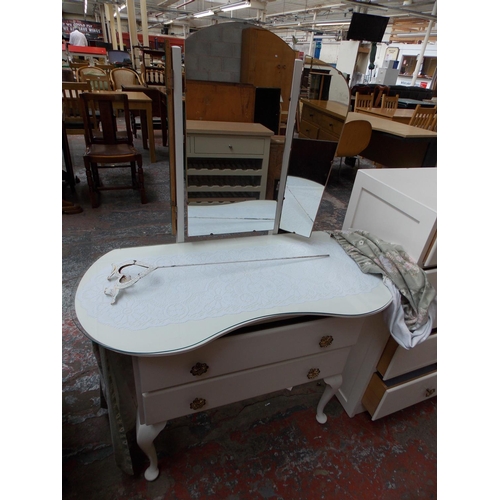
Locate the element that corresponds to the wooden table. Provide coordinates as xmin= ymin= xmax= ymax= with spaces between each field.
xmin=96 ymin=91 xmax=157 ymax=163
xmin=356 ymin=107 xmax=415 ymax=125
xmin=346 ymin=111 xmax=437 ymax=167
xmin=74 ymin=231 xmax=392 ymax=480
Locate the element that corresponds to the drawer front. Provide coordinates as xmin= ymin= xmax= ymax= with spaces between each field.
xmin=299 ymin=120 xmax=320 ymax=139
xmin=302 ymin=106 xmax=322 ymax=126
xmin=190 ymin=135 xmax=266 ymax=156
xmin=137 ymin=317 xmax=363 ymax=393
xmin=378 ymin=333 xmax=437 ymax=380
xmin=141 ymin=347 xmax=351 ymax=424
xmin=362 ymin=371 xmax=437 ymax=420
xmin=318 ymin=113 xmax=344 ymax=137
xmin=317 ymin=129 xmax=338 ymax=142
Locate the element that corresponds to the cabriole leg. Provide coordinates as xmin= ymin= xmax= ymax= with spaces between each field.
xmin=316 ymin=374 xmax=343 ymax=424
xmin=136 ymin=411 xmax=167 ymax=481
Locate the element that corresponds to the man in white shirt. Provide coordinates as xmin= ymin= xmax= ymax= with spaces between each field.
xmin=69 ymin=28 xmax=88 ymax=46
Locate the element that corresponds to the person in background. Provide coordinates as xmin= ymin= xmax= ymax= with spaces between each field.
xmin=69 ymin=28 xmax=88 ymax=46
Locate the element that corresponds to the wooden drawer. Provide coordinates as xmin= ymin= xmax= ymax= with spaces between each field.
xmin=317 ymin=113 xmax=344 ymax=137
xmin=141 ymin=347 xmax=351 ymax=424
xmin=302 ymin=106 xmax=322 ymax=126
xmin=317 ymin=129 xmax=337 ymax=141
xmin=189 ymin=135 xmax=267 ymax=157
xmin=136 ymin=317 xmax=363 ymax=392
xmin=362 ymin=370 xmax=437 ymax=420
xmin=299 ymin=120 xmax=320 ymax=139
xmin=377 ymin=333 xmax=437 ymax=380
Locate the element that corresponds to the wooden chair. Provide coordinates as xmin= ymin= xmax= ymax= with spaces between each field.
xmin=69 ymin=61 xmax=89 ymax=81
xmin=62 ymin=81 xmax=93 ymax=136
xmin=428 ymin=114 xmax=437 ymax=132
xmin=334 ymin=120 xmax=372 ymax=180
xmin=77 ymin=66 xmax=106 ymax=81
xmin=354 ymin=92 xmax=374 ymax=111
xmin=373 ymin=85 xmax=390 ymax=107
xmin=381 ymin=94 xmax=399 ymax=111
xmin=409 ymin=104 xmax=437 ymax=130
xmin=139 ymin=66 xmax=166 ymax=88
xmin=80 ymin=92 xmax=146 ymax=208
xmin=110 ymin=68 xmax=141 ymax=91
xmin=122 ymin=85 xmax=168 ymax=147
xmin=80 ymin=73 xmax=113 ymax=92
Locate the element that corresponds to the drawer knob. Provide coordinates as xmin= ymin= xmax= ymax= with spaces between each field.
xmin=228 ymin=144 xmax=233 ymax=150
xmin=190 ymin=362 xmax=209 ymax=376
xmin=425 ymin=388 xmax=436 ymax=398
xmin=190 ymin=397 xmax=207 ymax=411
xmin=307 ymin=368 xmax=321 ymax=380
xmin=319 ymin=335 xmax=334 ymax=348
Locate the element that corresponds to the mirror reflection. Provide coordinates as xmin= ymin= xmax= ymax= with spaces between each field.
xmin=181 ymin=23 xmax=350 ymax=239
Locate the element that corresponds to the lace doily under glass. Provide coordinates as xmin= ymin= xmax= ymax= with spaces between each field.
xmin=76 ymin=236 xmax=381 ymax=331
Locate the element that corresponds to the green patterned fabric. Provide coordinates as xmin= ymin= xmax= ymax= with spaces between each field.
xmin=330 ymin=230 xmax=436 ymax=332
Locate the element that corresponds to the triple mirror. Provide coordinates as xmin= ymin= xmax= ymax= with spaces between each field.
xmin=172 ymin=22 xmax=351 ymax=240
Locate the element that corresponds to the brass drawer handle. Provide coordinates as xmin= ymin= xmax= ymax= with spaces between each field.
xmin=190 ymin=397 xmax=207 ymax=411
xmin=319 ymin=335 xmax=333 ymax=348
xmin=307 ymin=368 xmax=321 ymax=380
xmin=425 ymin=388 xmax=436 ymax=398
xmin=190 ymin=362 xmax=209 ymax=376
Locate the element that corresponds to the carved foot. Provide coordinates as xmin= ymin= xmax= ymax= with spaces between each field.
xmin=136 ymin=411 xmax=167 ymax=481
xmin=316 ymin=374 xmax=343 ymax=424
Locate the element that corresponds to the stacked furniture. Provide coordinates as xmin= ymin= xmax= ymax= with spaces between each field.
xmin=337 ymin=168 xmax=437 ymax=420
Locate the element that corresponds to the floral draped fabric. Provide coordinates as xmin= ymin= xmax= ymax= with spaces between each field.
xmin=330 ymin=230 xmax=437 ymax=347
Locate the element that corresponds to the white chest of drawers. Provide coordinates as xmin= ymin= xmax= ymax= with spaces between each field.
xmin=337 ymin=168 xmax=437 ymax=420
xmin=186 ymin=120 xmax=273 ymax=204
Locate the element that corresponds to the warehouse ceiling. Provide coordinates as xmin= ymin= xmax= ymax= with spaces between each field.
xmin=62 ymin=0 xmax=437 ymax=43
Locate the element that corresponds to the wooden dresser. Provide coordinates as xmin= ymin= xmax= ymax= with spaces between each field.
xmin=337 ymin=168 xmax=437 ymax=420
xmin=186 ymin=120 xmax=273 ymax=204
xmin=299 ymin=99 xmax=349 ymax=141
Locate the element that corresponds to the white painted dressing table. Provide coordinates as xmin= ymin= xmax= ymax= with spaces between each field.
xmin=75 ymin=231 xmax=392 ymax=480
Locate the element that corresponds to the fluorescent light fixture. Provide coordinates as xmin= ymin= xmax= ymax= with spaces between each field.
xmin=316 ymin=21 xmax=350 ymax=26
xmin=193 ymin=9 xmax=214 ymax=18
xmin=220 ymin=1 xmax=250 ymax=12
xmin=84 ymin=0 xmax=88 ymax=14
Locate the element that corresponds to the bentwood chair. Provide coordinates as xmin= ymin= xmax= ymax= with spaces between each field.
xmin=122 ymin=85 xmax=168 ymax=147
xmin=110 ymin=68 xmax=141 ymax=90
xmin=334 ymin=120 xmax=372 ymax=180
xmin=77 ymin=66 xmax=106 ymax=81
xmin=80 ymin=93 xmax=146 ymax=208
xmin=381 ymin=94 xmax=399 ymax=111
xmin=80 ymin=73 xmax=113 ymax=91
xmin=354 ymin=92 xmax=374 ymax=111
xmin=409 ymin=104 xmax=437 ymax=130
xmin=69 ymin=61 xmax=89 ymax=81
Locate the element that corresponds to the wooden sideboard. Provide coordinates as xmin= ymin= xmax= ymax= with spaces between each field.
xmin=299 ymin=99 xmax=349 ymax=141
xmin=337 ymin=168 xmax=437 ymax=420
xmin=185 ymin=120 xmax=274 ymax=204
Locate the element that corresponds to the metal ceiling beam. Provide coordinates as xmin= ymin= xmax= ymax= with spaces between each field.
xmin=341 ymin=0 xmax=437 ymax=22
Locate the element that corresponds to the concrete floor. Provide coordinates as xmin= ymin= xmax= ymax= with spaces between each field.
xmin=62 ymin=130 xmax=437 ymax=499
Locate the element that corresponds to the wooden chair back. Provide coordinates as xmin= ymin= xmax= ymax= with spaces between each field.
xmin=80 ymin=92 xmax=134 ymax=146
xmin=140 ymin=66 xmax=166 ymax=87
xmin=80 ymin=73 xmax=113 ymax=91
xmin=381 ymin=94 xmax=399 ymax=110
xmin=110 ymin=68 xmax=141 ymax=90
xmin=409 ymin=104 xmax=437 ymax=130
xmin=428 ymin=114 xmax=437 ymax=132
xmin=69 ymin=61 xmax=89 ymax=81
xmin=95 ymin=63 xmax=114 ymax=75
xmin=62 ymin=81 xmax=92 ymax=135
xmin=335 ymin=120 xmax=372 ymax=159
xmin=354 ymin=92 xmax=374 ymax=111
xmin=77 ymin=66 xmax=106 ymax=81
xmin=373 ymin=85 xmax=390 ymax=107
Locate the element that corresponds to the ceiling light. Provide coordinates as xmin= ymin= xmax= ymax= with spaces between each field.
xmin=316 ymin=21 xmax=350 ymax=26
xmin=193 ymin=9 xmax=214 ymax=18
xmin=220 ymin=1 xmax=251 ymax=12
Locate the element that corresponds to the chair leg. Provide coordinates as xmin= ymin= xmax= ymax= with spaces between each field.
xmin=137 ymin=158 xmax=147 ymax=204
xmin=84 ymin=157 xmax=99 ymax=208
